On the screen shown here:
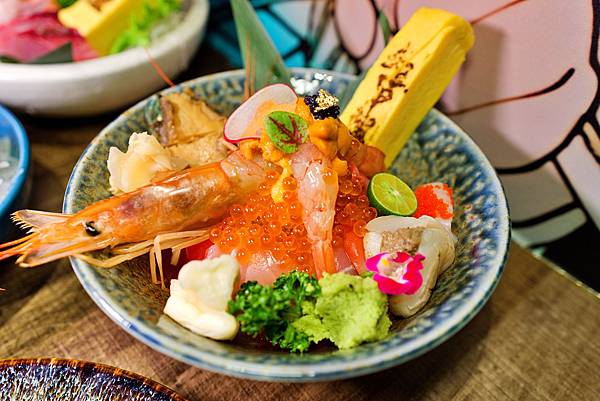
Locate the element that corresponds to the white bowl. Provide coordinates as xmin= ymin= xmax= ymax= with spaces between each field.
xmin=0 ymin=0 xmax=209 ymax=117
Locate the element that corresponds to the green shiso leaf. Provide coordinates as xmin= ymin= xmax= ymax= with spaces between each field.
xmin=230 ymin=0 xmax=291 ymax=97
xmin=264 ymin=111 xmax=308 ymax=154
xmin=110 ymin=0 xmax=180 ymax=54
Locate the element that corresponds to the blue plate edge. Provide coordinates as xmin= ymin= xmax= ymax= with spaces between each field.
xmin=0 ymin=105 xmax=30 ymax=238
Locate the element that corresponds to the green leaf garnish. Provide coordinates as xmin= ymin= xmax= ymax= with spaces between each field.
xmin=228 ymin=271 xmax=320 ymax=353
xmin=230 ymin=0 xmax=291 ymax=98
xmin=110 ymin=0 xmax=180 ymax=54
xmin=264 ymin=111 xmax=308 ymax=154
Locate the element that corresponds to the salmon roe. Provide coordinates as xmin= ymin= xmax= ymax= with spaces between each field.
xmin=211 ymin=171 xmax=314 ymax=273
xmin=333 ymin=167 xmax=377 ymax=243
xmin=413 ymin=183 xmax=453 ymax=219
xmin=212 ymin=164 xmax=377 ymax=273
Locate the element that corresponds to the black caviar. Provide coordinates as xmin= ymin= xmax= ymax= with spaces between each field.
xmin=304 ymin=89 xmax=340 ymax=120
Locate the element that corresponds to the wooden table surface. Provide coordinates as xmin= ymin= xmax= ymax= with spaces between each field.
xmin=1 ymin=47 xmax=600 ymax=400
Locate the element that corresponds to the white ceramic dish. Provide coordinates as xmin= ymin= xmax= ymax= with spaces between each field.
xmin=0 ymin=0 xmax=209 ymax=117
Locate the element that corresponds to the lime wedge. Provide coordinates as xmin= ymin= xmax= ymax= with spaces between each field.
xmin=368 ymin=173 xmax=417 ymax=216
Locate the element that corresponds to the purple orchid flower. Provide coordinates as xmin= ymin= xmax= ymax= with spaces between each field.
xmin=366 ymin=251 xmax=425 ymax=295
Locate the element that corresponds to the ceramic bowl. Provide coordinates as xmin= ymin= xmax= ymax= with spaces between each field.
xmin=0 ymin=105 xmax=31 ymax=243
xmin=0 ymin=358 xmax=185 ymax=400
xmin=64 ymin=68 xmax=510 ymax=381
xmin=0 ymin=0 xmax=209 ymax=117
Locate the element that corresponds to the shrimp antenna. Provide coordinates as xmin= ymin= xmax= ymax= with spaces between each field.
xmin=144 ymin=48 xmax=176 ymax=88
xmin=0 ymin=233 xmax=36 ymax=249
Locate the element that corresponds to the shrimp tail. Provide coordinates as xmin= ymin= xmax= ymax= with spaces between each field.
xmin=312 ymin=240 xmax=336 ymax=278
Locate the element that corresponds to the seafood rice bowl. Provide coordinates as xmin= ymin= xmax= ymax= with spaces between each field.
xmin=53 ymin=69 xmax=507 ymax=380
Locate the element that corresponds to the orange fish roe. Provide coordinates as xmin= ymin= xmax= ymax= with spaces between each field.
xmin=210 ymin=171 xmax=315 ymax=274
xmin=333 ymin=168 xmax=378 ymax=243
xmin=413 ymin=183 xmax=453 ymax=219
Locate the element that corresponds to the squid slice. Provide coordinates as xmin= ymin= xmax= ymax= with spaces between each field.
xmin=363 ymin=215 xmax=455 ymax=317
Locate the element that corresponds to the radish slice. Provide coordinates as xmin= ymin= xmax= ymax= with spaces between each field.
xmin=224 ymin=83 xmax=298 ymax=143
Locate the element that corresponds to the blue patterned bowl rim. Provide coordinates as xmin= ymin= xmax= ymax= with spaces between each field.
xmin=0 ymin=358 xmax=186 ymax=400
xmin=64 ymin=68 xmax=510 ymax=382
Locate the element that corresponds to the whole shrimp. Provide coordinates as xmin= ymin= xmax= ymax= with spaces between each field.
xmin=0 ymin=151 xmax=266 ymax=270
xmin=290 ymin=143 xmax=338 ymax=278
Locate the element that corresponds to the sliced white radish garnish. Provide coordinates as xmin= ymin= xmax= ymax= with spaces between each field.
xmin=224 ymin=83 xmax=298 ymax=143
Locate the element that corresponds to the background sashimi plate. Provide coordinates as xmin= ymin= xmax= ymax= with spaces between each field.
xmin=0 ymin=0 xmax=209 ymax=117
